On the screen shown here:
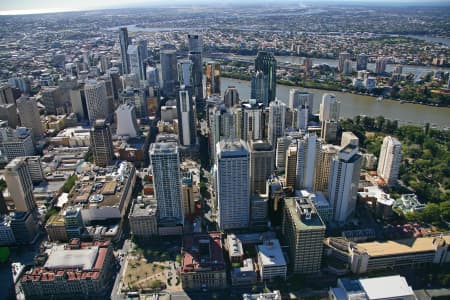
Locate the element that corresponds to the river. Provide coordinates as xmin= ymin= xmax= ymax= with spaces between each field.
xmin=220 ymin=77 xmax=450 ymax=129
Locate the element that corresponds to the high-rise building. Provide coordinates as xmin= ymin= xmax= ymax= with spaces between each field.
xmin=216 ymin=139 xmax=250 ymax=230
xmin=249 ymin=140 xmax=274 ymax=195
xmin=341 ymin=131 xmax=359 ymax=148
xmin=285 ymin=143 xmax=298 ymax=190
xmin=328 ymin=144 xmax=362 ymax=223
xmin=119 ymin=27 xmax=131 ymax=74
xmin=41 ymin=86 xmax=63 ymax=115
xmin=282 ymin=197 xmax=326 ymax=274
xmin=223 ymin=86 xmax=240 ymax=108
xmin=127 ymin=44 xmax=145 ymax=81
xmin=268 ymin=99 xmax=286 ymax=147
xmin=377 ymin=136 xmax=402 ymax=186
xmin=255 ymin=51 xmax=277 ymax=103
xmin=178 ymin=60 xmax=193 ymax=88
xmin=356 ymin=53 xmax=368 ymax=71
xmin=206 ymin=62 xmax=220 ymax=97
xmin=187 ymin=34 xmax=204 ymax=110
xmin=319 ymin=93 xmax=340 ymax=143
xmin=160 ymin=48 xmax=178 ymax=97
xmin=275 ymin=136 xmax=292 ymax=171
xmin=375 ymin=57 xmax=387 ymax=74
xmin=296 ymin=134 xmax=322 ymax=191
xmin=22 ymin=156 xmax=45 ymax=184
xmin=177 ymin=88 xmax=196 ymax=146
xmin=16 ymin=96 xmax=44 ymax=138
xmin=4 ymin=157 xmax=35 ymax=213
xmin=181 ymin=173 xmax=196 ymax=217
xmin=150 ymin=142 xmax=183 ymax=225
xmin=250 ymin=71 xmax=268 ymax=106
xmin=210 ymin=105 xmax=237 ymax=161
xmin=115 ymin=103 xmax=139 ymax=138
xmin=0 ymin=103 xmax=19 ymax=128
xmin=0 ymin=84 xmax=14 ymax=105
xmin=338 ymin=52 xmax=351 ymax=73
xmin=0 ymin=127 xmax=35 ymax=161
xmin=241 ymin=100 xmax=265 ymax=142
xmin=343 ymin=59 xmax=352 ymax=75
xmin=90 ymin=119 xmax=114 ymax=167
xmin=85 ymin=80 xmax=109 ymax=124
xmin=288 ymin=90 xmax=314 ymax=112
xmin=314 ymin=144 xmax=341 ymax=195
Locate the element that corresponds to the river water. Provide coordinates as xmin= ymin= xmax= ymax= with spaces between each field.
xmin=220 ymin=77 xmax=450 ymax=129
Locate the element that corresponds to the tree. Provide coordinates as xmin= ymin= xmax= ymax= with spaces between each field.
xmin=440 ymin=201 xmax=450 ymax=222
xmin=421 ymin=203 xmax=441 ymax=224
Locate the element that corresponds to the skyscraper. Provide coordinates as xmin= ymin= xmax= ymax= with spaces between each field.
xmin=85 ymin=80 xmax=109 ymax=124
xmin=16 ymin=96 xmax=44 ymax=138
xmin=375 ymin=57 xmax=387 ymax=74
xmin=115 ymin=103 xmax=139 ymax=138
xmin=90 ymin=119 xmax=114 ymax=167
xmin=205 ymin=61 xmax=220 ymax=97
xmin=338 ymin=52 xmax=351 ymax=73
xmin=275 ymin=136 xmax=292 ymax=171
xmin=187 ymin=34 xmax=203 ymax=109
xmin=268 ymin=99 xmax=286 ymax=147
xmin=160 ymin=48 xmax=178 ymax=97
xmin=295 ymin=134 xmax=322 ymax=191
xmin=177 ymin=88 xmax=196 ymax=146
xmin=4 ymin=157 xmax=36 ymax=213
xmin=41 ymin=86 xmax=63 ymax=115
xmin=319 ymin=94 xmax=340 ymax=143
xmin=282 ymin=197 xmax=326 ymax=274
xmin=314 ymin=144 xmax=341 ymax=195
xmin=216 ymin=139 xmax=250 ymax=230
xmin=285 ymin=143 xmax=298 ymax=190
xmin=356 ymin=53 xmax=368 ymax=71
xmin=119 ymin=27 xmax=131 ymax=74
xmin=177 ymin=60 xmax=193 ymax=88
xmin=241 ymin=100 xmax=265 ymax=142
xmin=288 ymin=90 xmax=314 ymax=112
xmin=223 ymin=86 xmax=240 ymax=108
xmin=149 ymin=142 xmax=183 ymax=225
xmin=249 ymin=140 xmax=274 ymax=195
xmin=0 ymin=84 xmax=14 ymax=105
xmin=127 ymin=44 xmax=145 ymax=81
xmin=250 ymin=71 xmax=268 ymax=106
xmin=377 ymin=136 xmax=402 ymax=187
xmin=255 ymin=51 xmax=277 ymax=103
xmin=328 ymin=144 xmax=362 ymax=223
xmin=211 ymin=105 xmax=237 ymax=161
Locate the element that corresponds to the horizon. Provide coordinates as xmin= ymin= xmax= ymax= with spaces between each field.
xmin=1 ymin=0 xmax=450 ymax=16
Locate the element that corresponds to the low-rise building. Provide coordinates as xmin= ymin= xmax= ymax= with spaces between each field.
xmin=231 ymin=258 xmax=257 ymax=286
xmin=257 ymin=239 xmax=287 ymax=281
xmin=243 ymin=290 xmax=282 ymax=300
xmin=20 ymin=239 xmax=115 ymax=300
xmin=226 ymin=233 xmax=244 ymax=264
xmin=180 ymin=232 xmax=226 ymax=290
xmin=45 ymin=215 xmax=68 ymax=242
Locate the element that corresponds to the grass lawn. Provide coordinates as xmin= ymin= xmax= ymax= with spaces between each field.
xmin=123 ymin=257 xmax=169 ymax=290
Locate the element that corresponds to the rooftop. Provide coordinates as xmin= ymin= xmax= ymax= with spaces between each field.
xmin=44 ymin=246 xmax=98 ymax=270
xmin=359 ymin=275 xmax=414 ymax=299
xmin=181 ymin=232 xmax=225 ymax=273
xmin=285 ymin=197 xmax=326 ymax=229
xmin=257 ymin=239 xmax=286 ymax=267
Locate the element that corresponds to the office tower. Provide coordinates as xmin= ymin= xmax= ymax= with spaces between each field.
xmin=356 ymin=53 xmax=368 ymax=71
xmin=296 ymin=134 xmax=322 ymax=191
xmin=285 ymin=143 xmax=298 ymax=189
xmin=178 ymin=60 xmax=193 ymax=89
xmin=254 ymin=51 xmax=277 ymax=103
xmin=0 ymin=84 xmax=14 ymax=105
xmin=211 ymin=105 xmax=237 ymax=161
xmin=216 ymin=139 xmax=250 ymax=230
xmin=319 ymin=93 xmax=340 ymax=143
xmin=268 ymin=99 xmax=286 ymax=147
xmin=115 ymin=103 xmax=139 ymax=138
xmin=343 ymin=60 xmax=352 ymax=75
xmin=90 ymin=119 xmax=114 ymax=167
xmin=127 ymin=44 xmax=145 ymax=81
xmin=241 ymin=100 xmax=265 ymax=142
xmin=10 ymin=211 xmax=39 ymax=244
xmin=41 ymin=86 xmax=63 ymax=115
xmin=375 ymin=57 xmax=387 ymax=74
xmin=377 ymin=136 xmax=402 ymax=186
xmin=282 ymin=197 xmax=326 ymax=274
xmin=251 ymin=71 xmax=268 ymax=106
xmin=85 ymin=80 xmax=109 ymax=124
xmin=0 ymin=104 xmax=19 ymax=128
xmin=223 ymin=86 xmax=240 ymax=108
xmin=328 ymin=144 xmax=362 ymax=223
xmin=0 ymin=127 xmax=35 ymax=161
xmin=250 ymin=140 xmax=274 ymax=195
xmin=69 ymin=87 xmax=87 ymax=121
xmin=206 ymin=62 xmax=220 ymax=97
xmin=181 ymin=172 xmax=196 ymax=217
xmin=119 ymin=27 xmax=131 ymax=74
xmin=341 ymin=131 xmax=359 ymax=148
xmin=20 ymin=156 xmax=44 ymax=184
xmin=160 ymin=48 xmax=178 ymax=97
xmin=276 ymin=136 xmax=292 ymax=171
xmin=137 ymin=39 xmax=148 ymax=63
xmin=99 ymin=75 xmax=115 ymax=115
xmin=338 ymin=52 xmax=351 ymax=73
xmin=314 ymin=144 xmax=341 ymax=195
xmin=5 ymin=157 xmax=35 ymax=213
xmin=187 ymin=34 xmax=204 ymax=109
xmin=146 ymin=66 xmax=160 ymax=88
xmin=64 ymin=206 xmax=84 ymax=240
xmin=150 ymin=142 xmax=183 ymax=224
xmin=16 ymin=96 xmax=43 ymax=138
xmin=177 ymin=88 xmax=196 ymax=146
xmin=288 ymin=90 xmax=314 ymax=112
xmin=304 ymin=57 xmax=313 ymax=72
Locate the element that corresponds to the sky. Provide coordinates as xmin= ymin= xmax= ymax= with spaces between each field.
xmin=0 ymin=0 xmax=449 ymax=15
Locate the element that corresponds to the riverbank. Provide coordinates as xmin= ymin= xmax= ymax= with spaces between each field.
xmin=221 ymin=74 xmax=450 ymax=108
